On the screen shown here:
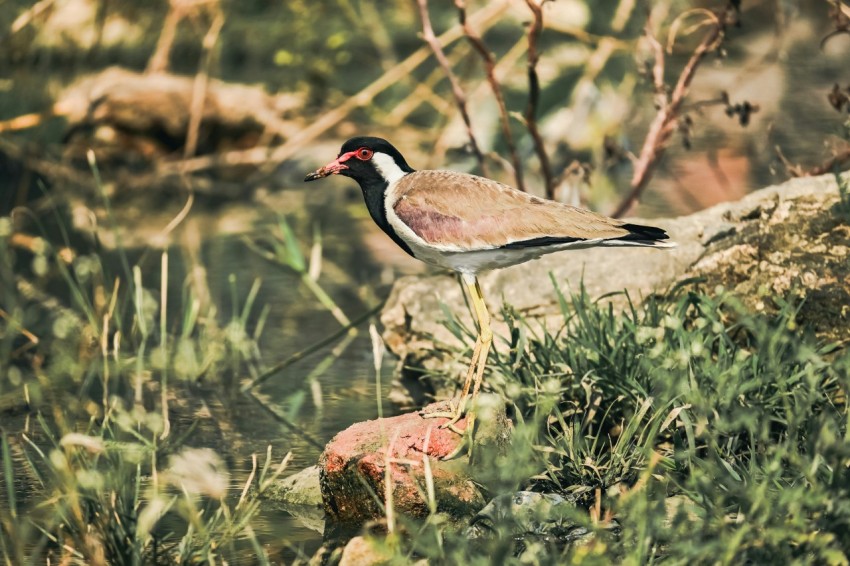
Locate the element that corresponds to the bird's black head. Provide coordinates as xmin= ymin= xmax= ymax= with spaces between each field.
xmin=304 ymin=137 xmax=415 ymax=189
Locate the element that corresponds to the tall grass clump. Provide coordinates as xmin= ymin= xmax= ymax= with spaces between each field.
xmin=375 ymin=280 xmax=849 ymax=564
xmin=0 ymin=201 xmax=290 ymax=564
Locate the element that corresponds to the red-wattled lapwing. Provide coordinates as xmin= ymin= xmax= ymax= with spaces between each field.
xmin=305 ymin=137 xmax=674 ymax=456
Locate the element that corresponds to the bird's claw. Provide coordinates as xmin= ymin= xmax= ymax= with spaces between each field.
xmin=420 ymin=399 xmax=468 ymax=435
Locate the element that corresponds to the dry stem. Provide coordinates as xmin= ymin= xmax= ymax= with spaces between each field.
xmin=776 ymin=145 xmax=850 ymax=178
xmin=416 ymin=0 xmax=487 ymax=175
xmin=161 ymin=0 xmax=509 ymax=177
xmin=455 ymin=0 xmax=524 ymax=190
xmin=523 ymin=0 xmax=555 ymax=199
xmin=611 ymin=7 xmax=731 ymax=218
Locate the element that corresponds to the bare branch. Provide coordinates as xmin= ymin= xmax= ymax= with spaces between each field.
xmin=777 ymin=144 xmax=850 ymax=178
xmin=454 ymin=0 xmax=524 ymax=190
xmin=0 ymin=112 xmax=47 ymax=133
xmin=9 ymin=0 xmax=55 ymax=35
xmin=416 ymin=0 xmax=487 ymax=175
xmin=184 ymin=11 xmax=224 ymax=159
xmin=162 ymin=1 xmax=509 ymax=178
xmin=523 ymin=0 xmax=555 ymax=199
xmin=611 ymin=8 xmax=729 ymax=218
xmin=806 ymin=147 xmax=850 ymax=176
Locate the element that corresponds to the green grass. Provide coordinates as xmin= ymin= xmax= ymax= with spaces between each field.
xmin=0 ymin=220 xmax=286 ymax=563
xmin=0 ymin=181 xmax=345 ymax=563
xmin=369 ymin=280 xmax=850 ymax=565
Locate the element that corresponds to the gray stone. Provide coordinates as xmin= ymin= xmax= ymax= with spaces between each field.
xmin=266 ymin=464 xmax=322 ymax=507
xmin=262 ymin=465 xmax=325 ymax=533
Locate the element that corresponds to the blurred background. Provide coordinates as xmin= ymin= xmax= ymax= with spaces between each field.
xmin=1 ymin=0 xmax=849 ymax=561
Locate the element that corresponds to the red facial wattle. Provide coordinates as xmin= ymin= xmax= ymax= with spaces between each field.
xmin=304 ymin=148 xmax=373 ymax=181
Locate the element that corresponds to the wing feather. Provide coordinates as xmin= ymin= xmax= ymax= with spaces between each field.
xmin=391 ymin=170 xmax=654 ymax=250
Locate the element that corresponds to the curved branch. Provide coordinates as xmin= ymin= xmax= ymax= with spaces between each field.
xmin=523 ymin=0 xmax=555 ymax=198
xmin=455 ymin=0 xmax=524 ymax=190
xmin=611 ymin=9 xmax=728 ymax=218
xmin=416 ymin=0 xmax=487 ymax=175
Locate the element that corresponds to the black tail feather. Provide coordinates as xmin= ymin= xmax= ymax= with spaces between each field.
xmin=619 ymin=222 xmax=670 ymax=243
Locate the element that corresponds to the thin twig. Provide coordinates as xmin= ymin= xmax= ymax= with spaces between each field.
xmin=611 ymin=8 xmax=729 ymax=218
xmin=0 ymin=307 xmax=40 ymax=346
xmin=387 ymin=64 xmax=456 ymax=125
xmin=806 ymin=148 xmax=850 ymax=176
xmin=523 ymin=0 xmax=555 ymax=198
xmin=416 ymin=0 xmax=487 ymax=175
xmin=241 ymin=301 xmax=385 ymax=391
xmin=9 ymin=0 xmax=55 ymax=35
xmin=0 ymin=112 xmax=47 ymax=133
xmin=777 ymin=145 xmax=850 ymax=178
xmin=455 ymin=0 xmax=524 ymax=190
xmin=158 ymin=0 xmax=510 ymax=177
xmin=156 ymin=9 xmax=225 ymax=245
xmin=147 ymin=5 xmax=181 ymax=73
xmin=242 ymin=391 xmax=325 ymax=450
xmin=184 ymin=11 xmax=224 ymax=160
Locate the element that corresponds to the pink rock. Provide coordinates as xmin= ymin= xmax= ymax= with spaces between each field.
xmin=319 ymin=400 xmax=510 ymax=524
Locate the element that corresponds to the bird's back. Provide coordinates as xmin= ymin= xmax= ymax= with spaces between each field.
xmin=388 ymin=170 xmax=668 ymax=252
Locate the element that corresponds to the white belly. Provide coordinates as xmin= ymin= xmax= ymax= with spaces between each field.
xmin=407 ymin=238 xmax=606 ymax=275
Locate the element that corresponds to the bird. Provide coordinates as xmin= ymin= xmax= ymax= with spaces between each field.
xmin=305 ymin=136 xmax=673 ymax=457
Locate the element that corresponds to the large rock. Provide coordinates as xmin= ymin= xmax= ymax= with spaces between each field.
xmin=319 ymin=398 xmax=510 ymax=525
xmin=380 ymin=173 xmax=850 ymax=397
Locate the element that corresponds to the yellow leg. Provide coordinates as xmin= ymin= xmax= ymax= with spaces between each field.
xmin=463 ymin=278 xmax=492 ymax=426
xmin=422 ymin=274 xmax=493 ymax=459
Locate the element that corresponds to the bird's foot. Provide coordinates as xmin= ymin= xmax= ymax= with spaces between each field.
xmin=419 ymin=399 xmax=469 ymax=434
xmin=440 ymin=427 xmax=471 ymax=461
xmin=440 ymin=412 xmax=477 ymax=461
xmin=419 ymin=399 xmax=457 ymax=420
xmin=419 ymin=400 xmax=476 ymax=461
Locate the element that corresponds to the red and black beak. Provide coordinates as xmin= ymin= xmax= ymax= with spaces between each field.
xmin=304 ymin=151 xmax=356 ymax=182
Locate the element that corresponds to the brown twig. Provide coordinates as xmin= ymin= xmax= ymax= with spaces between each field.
xmin=455 ymin=0 xmax=524 ymax=190
xmin=387 ymin=64 xmax=456 ymax=126
xmin=611 ymin=7 xmax=731 ymax=218
xmin=147 ymin=4 xmax=180 ymax=73
xmin=161 ymin=0 xmax=509 ymax=177
xmin=0 ymin=112 xmax=47 ymax=133
xmin=8 ymin=0 xmax=55 ymax=35
xmin=0 ymin=307 xmax=40 ymax=347
xmin=147 ymin=0 xmax=218 ymax=74
xmin=777 ymin=144 xmax=850 ymax=178
xmin=523 ymin=0 xmax=555 ymax=199
xmin=416 ymin=0 xmax=487 ymax=175
xmin=158 ymin=9 xmax=225 ymax=245
xmin=820 ymin=0 xmax=850 ymax=50
xmin=184 ymin=11 xmax=224 ymax=159
xmin=806 ymin=148 xmax=850 ymax=176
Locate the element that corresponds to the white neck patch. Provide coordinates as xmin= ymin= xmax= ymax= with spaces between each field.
xmin=372 ymin=152 xmax=408 ymax=185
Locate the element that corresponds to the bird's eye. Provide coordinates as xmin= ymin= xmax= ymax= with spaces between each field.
xmin=356 ymin=148 xmax=373 ymax=161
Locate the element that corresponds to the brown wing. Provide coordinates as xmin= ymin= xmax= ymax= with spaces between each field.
xmin=391 ymin=170 xmax=636 ymax=250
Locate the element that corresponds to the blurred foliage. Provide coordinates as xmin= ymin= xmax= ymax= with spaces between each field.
xmin=2 ymin=0 xmax=849 ymax=215
xmin=0 ymin=216 xmax=280 ymax=562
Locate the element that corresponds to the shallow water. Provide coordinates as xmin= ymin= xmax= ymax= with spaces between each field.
xmin=165 ymin=187 xmax=416 ymax=560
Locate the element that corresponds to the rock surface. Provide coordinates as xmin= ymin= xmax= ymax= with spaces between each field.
xmin=319 ymin=398 xmax=511 ymax=525
xmin=266 ymin=465 xmax=323 ymax=507
xmin=337 ymin=536 xmax=393 ymax=566
xmin=262 ymin=465 xmax=325 ymax=533
xmin=380 ymin=173 xmax=850 ymax=397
